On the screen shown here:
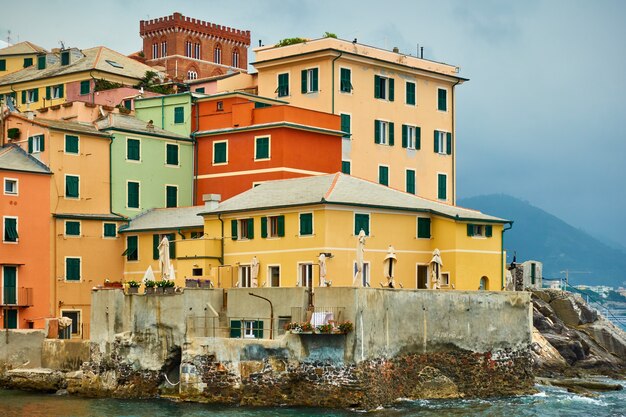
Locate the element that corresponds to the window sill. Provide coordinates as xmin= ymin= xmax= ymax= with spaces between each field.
xmin=64 ymin=279 xmax=82 ymax=283
xmin=298 ymin=234 xmax=315 ymax=238
xmin=65 ymin=197 xmax=80 ymax=200
xmin=2 ymin=240 xmax=19 ymax=244
xmin=254 ymin=158 xmax=271 ymax=162
xmin=212 ymin=162 xmax=229 ymax=166
xmin=125 ymin=159 xmax=142 ymax=163
xmin=164 ymin=164 xmax=180 ymax=168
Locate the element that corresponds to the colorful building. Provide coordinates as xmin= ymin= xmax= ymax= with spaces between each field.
xmin=0 ymin=41 xmax=47 ymax=77
xmin=95 ymin=113 xmax=194 ymax=217
xmin=134 ymin=92 xmax=195 ymax=137
xmin=139 ymin=12 xmax=251 ymax=80
xmin=0 ymin=145 xmax=51 ymax=329
xmin=0 ymin=46 xmax=159 ymax=112
xmin=192 ymin=92 xmax=344 ymax=201
xmin=253 ymin=37 xmax=467 ymax=204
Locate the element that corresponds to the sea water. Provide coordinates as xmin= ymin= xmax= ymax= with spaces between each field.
xmin=0 ymin=381 xmax=624 ymax=417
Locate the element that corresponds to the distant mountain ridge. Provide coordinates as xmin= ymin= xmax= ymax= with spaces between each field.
xmin=458 ymin=194 xmax=626 ymax=288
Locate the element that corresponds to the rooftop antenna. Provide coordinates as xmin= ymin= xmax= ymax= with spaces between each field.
xmin=59 ymin=40 xmax=65 ymax=50
xmin=7 ymin=30 xmax=11 ymax=45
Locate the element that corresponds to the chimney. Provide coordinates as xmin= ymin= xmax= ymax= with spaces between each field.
xmin=392 ymin=46 xmax=399 ymax=53
xmin=203 ymin=194 xmax=221 ymax=210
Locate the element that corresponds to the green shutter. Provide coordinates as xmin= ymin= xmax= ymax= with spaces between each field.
xmin=277 ymin=215 xmax=285 ymax=237
xmin=416 ymin=126 xmax=421 ymax=150
xmin=5 ymin=309 xmax=17 ymax=329
xmin=402 ymin=125 xmax=408 ymax=148
xmin=485 ymin=225 xmax=493 ymax=237
xmin=214 ymin=142 xmax=227 ymax=163
xmin=39 ymin=135 xmax=44 ymax=152
xmin=354 ymin=213 xmax=370 ymax=236
xmin=374 ymin=120 xmax=380 ymax=144
xmin=174 ymin=107 xmax=184 ymax=124
xmin=166 ymin=186 xmax=177 ymax=208
xmin=407 ymin=82 xmax=416 ymax=105
xmin=388 ymin=78 xmax=394 ymax=101
xmin=341 ymin=160 xmax=351 ymax=174
xmin=256 ymin=137 xmax=269 ymax=159
xmin=417 ymin=218 xmax=431 ymax=239
xmin=67 ymin=258 xmax=81 ymax=280
xmin=21 ymin=90 xmax=26 ymax=104
xmin=446 ymin=132 xmax=452 ymax=155
xmin=434 ymin=130 xmax=439 ymax=153
xmin=406 ymin=170 xmax=415 ymax=194
xmin=65 ymin=221 xmax=80 ymax=236
xmin=340 ymin=68 xmax=351 ymax=92
xmin=3 ymin=267 xmax=17 ymax=304
xmin=254 ymin=320 xmax=264 ymax=338
xmin=66 ymin=176 xmax=79 ymax=198
xmin=65 ymin=135 xmax=79 ymax=153
xmin=300 ymin=213 xmax=313 ymax=235
xmin=231 ymin=220 xmax=238 ymax=240
xmin=127 ymin=182 xmax=139 ymax=208
xmin=126 ymin=236 xmax=138 ymax=261
xmin=278 ymin=73 xmax=289 ymax=97
xmin=0 ymin=59 xmax=5 ymax=71
xmin=438 ymin=174 xmax=447 ymax=200
xmin=59 ymin=84 xmax=64 ymax=98
xmin=166 ymin=144 xmax=178 ymax=165
xmin=33 ymin=89 xmax=38 ymax=102
xmin=127 ymin=139 xmax=140 ymax=160
xmin=301 ymin=69 xmax=307 ymax=93
xmin=374 ymin=75 xmax=381 ymax=98
xmin=23 ymin=57 xmax=33 ymax=68
xmin=153 ymin=234 xmax=160 ymax=260
xmin=104 ymin=223 xmax=117 ymax=237
xmin=80 ymin=80 xmax=90 ymax=95
xmin=312 ymin=68 xmax=318 ymax=91
xmin=531 ymin=263 xmax=536 ymax=284
xmin=167 ymin=233 xmax=176 ymax=259
xmin=261 ymin=217 xmax=268 ymax=238
xmin=4 ymin=218 xmax=18 ymax=242
xmin=28 ymin=136 xmax=33 ymax=153
xmin=467 ymin=224 xmax=474 ymax=236
xmin=438 ymin=89 xmax=447 ymax=111
xmin=61 ymin=51 xmax=70 ymax=66
xmin=37 ymin=55 xmax=46 ymax=70
xmin=46 ymin=86 xmax=51 ymax=100
xmin=230 ymin=320 xmax=241 ymax=338
xmin=340 ymin=114 xmax=350 ymax=137
xmin=388 ymin=122 xmax=394 ymax=146
xmin=379 ymin=166 xmax=388 ymax=186
xmin=247 ymin=218 xmax=254 ymax=239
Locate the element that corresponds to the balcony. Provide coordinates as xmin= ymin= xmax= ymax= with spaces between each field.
xmin=1 ymin=287 xmax=34 ymax=307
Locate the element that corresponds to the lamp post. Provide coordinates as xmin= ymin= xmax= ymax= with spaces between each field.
xmin=248 ymin=292 xmax=273 ymax=339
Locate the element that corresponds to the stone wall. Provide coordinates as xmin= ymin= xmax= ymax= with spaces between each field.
xmin=42 ymin=340 xmax=90 ymax=371
xmin=0 ymin=330 xmax=45 ymax=370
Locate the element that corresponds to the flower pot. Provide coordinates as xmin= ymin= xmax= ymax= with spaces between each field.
xmin=155 ymin=287 xmax=164 ymax=295
xmin=185 ymin=279 xmax=199 ymax=288
xmin=164 ymin=287 xmax=175 ymax=295
xmin=144 ymin=287 xmax=156 ymax=295
xmin=199 ymin=280 xmax=212 ymax=289
xmin=127 ymin=287 xmax=139 ymax=295
xmin=104 ymin=282 xmax=123 ymax=289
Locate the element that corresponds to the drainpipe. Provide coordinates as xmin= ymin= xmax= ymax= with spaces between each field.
xmin=160 ymin=96 xmax=165 ymax=129
xmin=331 ymin=52 xmax=343 ymax=114
xmin=191 ymin=95 xmax=199 ymax=205
xmin=89 ymin=70 xmax=97 ymax=105
xmin=501 ymin=221 xmax=514 ymax=289
xmin=451 ymin=78 xmax=461 ymax=205
xmin=217 ymin=214 xmax=224 ymax=266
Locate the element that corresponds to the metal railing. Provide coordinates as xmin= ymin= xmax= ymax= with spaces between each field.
xmin=1 ymin=287 xmax=33 ymax=307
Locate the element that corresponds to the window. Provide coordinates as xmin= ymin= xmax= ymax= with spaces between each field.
xmin=434 ymin=130 xmax=452 ymax=155
xmin=37 ymin=55 xmax=46 ymax=69
xmin=4 ymin=178 xmax=17 ymax=195
xmin=301 ymin=68 xmax=319 ymax=93
xmin=277 ymin=73 xmax=289 ymax=97
xmin=467 ymin=224 xmax=492 ymax=238
xmin=65 ymin=175 xmax=79 ymax=199
xmin=239 ymin=265 xmax=252 ymax=287
xmin=3 ymin=266 xmax=17 ymax=305
xmin=261 ymin=215 xmax=285 ymax=238
xmin=192 ymin=268 xmax=203 ymax=276
xmin=185 ymin=41 xmax=192 ymax=57
xmin=299 ymin=263 xmax=314 ymax=287
xmin=255 ymin=136 xmax=270 ymax=160
xmin=23 ymin=57 xmax=33 ymax=68
xmin=341 ymin=160 xmax=351 ymax=174
xmin=46 ymin=84 xmax=64 ymax=100
xmin=161 ymin=41 xmax=167 ymax=57
xmin=531 ymin=263 xmax=536 ymax=285
xmin=3 ymin=309 xmax=17 ymax=329
xmin=354 ymin=213 xmax=370 ymax=236
xmin=190 ymin=231 xmax=203 ymax=239
xmin=105 ymin=60 xmax=123 ymax=69
xmin=437 ymin=88 xmax=448 ymax=111
xmin=23 ymin=89 xmax=38 ymax=104
xmin=195 ymin=87 xmax=205 ymax=94
xmin=80 ymin=80 xmax=90 ymax=95
xmin=406 ymin=81 xmax=416 ymax=105
xmin=232 ymin=49 xmax=240 ymax=68
xmin=65 ymin=221 xmax=80 ymax=236
xmin=166 ymin=143 xmax=179 ymax=166
xmin=417 ymin=217 xmax=431 ymax=239
xmin=299 ymin=213 xmax=313 ymax=236
xmin=374 ymin=120 xmax=394 ymax=146
xmin=103 ymin=223 xmax=117 ymax=238
xmin=378 ymin=165 xmax=389 ymax=186
xmin=152 ymin=43 xmax=158 ymax=59
xmin=195 ymin=42 xmax=201 ymax=59
xmin=374 ymin=75 xmax=394 ymax=101
xmin=151 ymin=233 xmax=175 ymax=259
xmin=442 ymin=273 xmax=451 ymax=286
xmin=3 ymin=217 xmax=18 ymax=242
xmin=65 ymin=135 xmax=79 ymax=154
xmin=60 ymin=51 xmax=70 ymax=66
xmin=437 ymin=174 xmax=447 ymax=201
xmin=187 ymin=70 xmax=198 ymax=80
xmin=268 ymin=266 xmax=280 ymax=287
xmin=61 ymin=310 xmax=81 ymax=335
xmin=340 ymin=114 xmax=351 ymax=138
xmin=213 ymin=141 xmax=227 ymax=164
xmin=0 ymin=59 xmax=6 ymax=71
xmin=127 ymin=181 xmax=140 ymax=209
xmin=65 ymin=258 xmax=81 ymax=281
xmin=127 ymin=138 xmax=140 ymax=161
xmin=340 ymin=67 xmax=352 ymax=92
xmin=406 ymin=169 xmax=416 ymax=194
xmin=244 ymin=320 xmax=263 ymax=338
xmin=402 ymin=125 xmax=421 ymax=150
xmin=231 ymin=218 xmax=254 ymax=240
xmin=354 ymin=261 xmax=371 ymax=287
xmin=125 ymin=236 xmax=138 ymax=261
xmin=174 ymin=106 xmax=184 ymax=124
xmin=216 ymin=101 xmax=223 ymax=111
xmin=123 ymin=99 xmax=131 ymax=110
xmin=28 ymin=135 xmax=44 ymax=153
xmin=214 ymin=45 xmax=221 ymax=63
xmin=166 ymin=185 xmax=177 ymax=208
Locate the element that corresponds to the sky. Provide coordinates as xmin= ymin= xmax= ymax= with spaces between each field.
xmin=2 ymin=0 xmax=626 ymax=248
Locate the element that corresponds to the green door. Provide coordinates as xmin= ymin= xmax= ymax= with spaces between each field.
xmin=3 ymin=266 xmax=16 ymax=305
xmin=4 ymin=309 xmax=17 ymax=329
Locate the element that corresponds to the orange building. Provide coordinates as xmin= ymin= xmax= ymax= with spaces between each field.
xmin=0 ymin=145 xmax=52 ymax=329
xmin=192 ymin=92 xmax=344 ymax=201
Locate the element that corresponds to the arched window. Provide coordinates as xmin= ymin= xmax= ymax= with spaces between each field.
xmin=160 ymin=38 xmax=167 ymax=57
xmin=214 ymin=44 xmax=222 ymax=64
xmin=194 ymin=42 xmax=201 ymax=59
xmin=479 ymin=276 xmax=489 ymax=290
xmin=185 ymin=39 xmax=193 ymax=57
xmin=152 ymin=42 xmax=159 ymax=59
xmin=187 ymin=70 xmax=198 ymax=80
xmin=232 ymin=48 xmax=240 ymax=68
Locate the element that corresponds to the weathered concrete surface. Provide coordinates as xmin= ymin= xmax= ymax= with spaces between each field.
xmin=0 ymin=368 xmax=66 ymax=392
xmin=42 ymin=340 xmax=90 ymax=371
xmin=0 ymin=330 xmax=45 ymax=370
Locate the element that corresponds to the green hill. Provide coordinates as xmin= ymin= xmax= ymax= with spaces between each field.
xmin=458 ymin=194 xmax=626 ymax=288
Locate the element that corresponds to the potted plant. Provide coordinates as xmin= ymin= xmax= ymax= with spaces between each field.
xmin=144 ymin=280 xmax=156 ymax=295
xmin=185 ymin=278 xmax=199 ymax=288
xmin=300 ymin=322 xmax=313 ymax=333
xmin=155 ymin=280 xmax=166 ymax=294
xmin=104 ymin=279 xmax=123 ymax=289
xmin=200 ymin=279 xmax=212 ymax=289
xmin=338 ymin=321 xmax=354 ymax=334
xmin=163 ymin=280 xmax=175 ymax=294
xmin=285 ymin=322 xmax=302 ymax=334
xmin=126 ymin=280 xmax=141 ymax=294
xmin=316 ymin=323 xmax=333 ymax=334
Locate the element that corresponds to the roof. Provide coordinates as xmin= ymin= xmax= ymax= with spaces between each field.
xmin=0 ymin=46 xmax=157 ymax=86
xmin=11 ymin=115 xmax=111 ymax=138
xmin=53 ymin=213 xmax=126 ymax=221
xmin=195 ymin=121 xmax=344 ymax=137
xmin=95 ymin=113 xmax=191 ymax=140
xmin=194 ymin=90 xmax=288 ymax=105
xmin=119 ymin=206 xmax=206 ymax=233
xmin=0 ymin=144 xmax=51 ymax=174
xmin=201 ymin=173 xmax=507 ymax=223
xmin=0 ymin=41 xmax=47 ymax=57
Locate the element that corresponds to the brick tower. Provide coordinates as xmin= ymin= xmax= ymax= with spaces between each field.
xmin=139 ymin=12 xmax=251 ymax=81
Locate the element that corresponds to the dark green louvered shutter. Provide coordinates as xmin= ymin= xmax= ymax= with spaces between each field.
xmin=28 ymin=137 xmax=33 ymax=153
xmin=254 ymin=320 xmax=264 ymax=338
xmin=167 ymin=233 xmax=176 ymax=258
xmin=301 ymin=69 xmax=307 ymax=93
xmin=416 ymin=126 xmax=421 ymax=150
xmin=153 ymin=234 xmax=160 ymax=259
xmin=127 ymin=139 xmax=140 ymax=160
xmin=531 ymin=263 xmax=536 ymax=284
xmin=4 ymin=218 xmax=18 ymax=242
xmin=438 ymin=174 xmax=446 ymax=200
xmin=485 ymin=225 xmax=493 ymax=237
xmin=434 ymin=130 xmax=439 ymax=153
xmin=406 ymin=169 xmax=415 ymax=194
xmin=166 ymin=186 xmax=177 ymax=208
xmin=0 ymin=59 xmax=5 ymax=71
xmin=374 ymin=75 xmax=381 ymax=98
xmin=65 ymin=221 xmax=80 ymax=236
xmin=277 ymin=215 xmax=285 ymax=237
xmin=438 ymin=88 xmax=447 ymax=111
xmin=402 ymin=125 xmax=407 ymax=148
xmin=300 ymin=213 xmax=312 ymax=235
xmin=341 ymin=160 xmax=351 ymax=174
xmin=261 ymin=217 xmax=267 ymax=238
xmin=379 ymin=166 xmax=388 ymax=186
xmin=174 ymin=107 xmax=184 ymax=123
xmin=388 ymin=78 xmax=394 ymax=101
xmin=374 ymin=120 xmax=380 ymax=144
xmin=311 ymin=68 xmax=318 ymax=91
xmin=467 ymin=224 xmax=474 ymax=236
xmin=126 ymin=236 xmax=138 ymax=261
xmin=33 ymin=89 xmax=38 ymax=102
xmin=406 ymin=82 xmax=416 ymax=105
xmin=65 ymin=135 xmax=79 ymax=153
xmin=230 ymin=320 xmax=241 ymax=338
xmin=247 ymin=218 xmax=254 ymax=239
xmin=388 ymin=122 xmax=394 ymax=146
xmin=3 ymin=267 xmax=17 ymax=304
xmin=127 ymin=182 xmax=139 ymax=208
xmin=231 ymin=220 xmax=238 ymax=240
xmin=46 ymin=86 xmax=51 ymax=100
xmin=340 ymin=68 xmax=351 ymax=92
xmin=37 ymin=55 xmax=46 ymax=70
xmin=340 ymin=114 xmax=350 ymax=137
xmin=354 ymin=213 xmax=369 ymax=236
xmin=67 ymin=258 xmax=81 ymax=280
xmin=66 ymin=176 xmax=79 ymax=198
xmin=166 ymin=144 xmax=178 ymax=165
xmin=417 ymin=218 xmax=431 ymax=238
xmin=21 ymin=91 xmax=26 ymax=104
xmin=59 ymin=84 xmax=64 ymax=98
xmin=39 ymin=135 xmax=44 ymax=151
xmin=446 ymin=132 xmax=452 ymax=155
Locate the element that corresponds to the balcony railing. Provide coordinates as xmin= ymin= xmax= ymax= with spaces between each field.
xmin=1 ymin=287 xmax=34 ymax=307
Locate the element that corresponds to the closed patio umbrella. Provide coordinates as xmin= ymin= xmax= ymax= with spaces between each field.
xmin=430 ymin=248 xmax=443 ymax=289
xmin=352 ymin=230 xmax=367 ymax=287
xmin=318 ymin=254 xmax=327 ymax=287
xmin=158 ymin=236 xmax=171 ymax=280
xmin=251 ymin=256 xmax=259 ymax=288
xmin=383 ymin=245 xmax=398 ymax=288
xmin=142 ymin=265 xmax=155 ymax=283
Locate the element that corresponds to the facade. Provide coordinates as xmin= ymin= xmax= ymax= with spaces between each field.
xmin=193 ymin=92 xmax=343 ymax=201
xmin=0 ymin=145 xmax=51 ymax=329
xmin=139 ymin=12 xmax=251 ymax=80
xmin=67 ymin=86 xmax=162 ymax=110
xmin=95 ymin=113 xmax=194 ymax=217
xmin=0 ymin=46 xmax=159 ymax=112
xmin=186 ymin=72 xmax=257 ymax=95
xmin=0 ymin=41 xmax=47 ymax=77
xmin=134 ymin=92 xmax=195 ymax=137
xmin=253 ymin=38 xmax=466 ymax=204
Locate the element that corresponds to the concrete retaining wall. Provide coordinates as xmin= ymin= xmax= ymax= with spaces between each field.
xmin=0 ymin=330 xmax=45 ymax=370
xmin=42 ymin=340 xmax=90 ymax=371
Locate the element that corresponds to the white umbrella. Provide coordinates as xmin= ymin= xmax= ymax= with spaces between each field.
xmin=352 ymin=230 xmax=367 ymax=287
xmin=383 ymin=245 xmax=397 ymax=288
xmin=250 ymin=256 xmax=259 ymax=288
xmin=168 ymin=264 xmax=176 ymax=282
xmin=430 ymin=248 xmax=443 ymax=289
xmin=142 ymin=265 xmax=155 ymax=283
xmin=318 ymin=254 xmax=327 ymax=287
xmin=158 ymin=236 xmax=171 ymax=280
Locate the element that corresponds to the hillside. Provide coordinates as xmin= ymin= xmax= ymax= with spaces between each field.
xmin=458 ymin=194 xmax=626 ymax=288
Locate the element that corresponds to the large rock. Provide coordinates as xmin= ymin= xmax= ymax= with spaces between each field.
xmin=550 ymin=295 xmax=596 ymax=327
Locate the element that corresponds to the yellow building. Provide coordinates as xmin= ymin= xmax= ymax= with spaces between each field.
xmin=252 ymin=38 xmax=466 ymax=204
xmin=0 ymin=46 xmax=158 ymax=112
xmin=196 ymin=173 xmax=509 ymax=291
xmin=0 ymin=41 xmax=47 ymax=77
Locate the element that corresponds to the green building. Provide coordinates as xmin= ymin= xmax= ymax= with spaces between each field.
xmin=133 ymin=92 xmax=195 ymax=137
xmin=96 ymin=113 xmax=193 ymax=217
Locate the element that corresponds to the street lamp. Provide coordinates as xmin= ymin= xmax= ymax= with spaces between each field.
xmin=248 ymin=292 xmax=273 ymax=339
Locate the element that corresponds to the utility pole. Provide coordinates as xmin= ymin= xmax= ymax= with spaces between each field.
xmin=559 ymin=270 xmax=591 ymax=289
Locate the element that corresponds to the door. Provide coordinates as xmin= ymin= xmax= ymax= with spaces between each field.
xmin=4 ymin=309 xmax=17 ymax=329
xmin=417 ymin=265 xmax=428 ymax=289
xmin=3 ymin=266 xmax=17 ymax=305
